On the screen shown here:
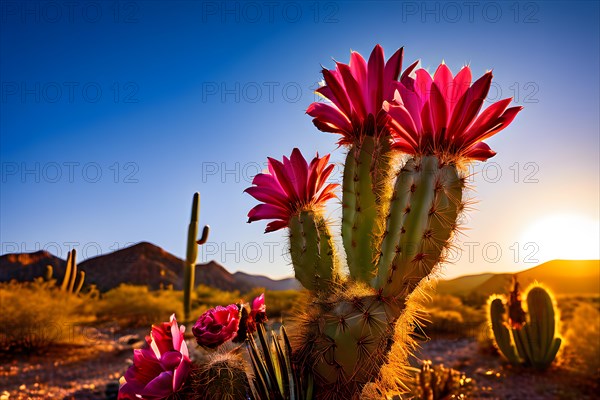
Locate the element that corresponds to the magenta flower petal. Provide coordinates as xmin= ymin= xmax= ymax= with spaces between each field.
xmin=119 ymin=314 xmax=190 ymax=399
xmin=245 ymin=149 xmax=338 ymax=233
xmin=308 ymin=45 xmax=414 ymax=145
xmin=388 ymin=65 xmax=521 ymax=161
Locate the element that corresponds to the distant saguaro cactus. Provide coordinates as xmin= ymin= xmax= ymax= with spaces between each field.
xmin=59 ymin=249 xmax=85 ymax=295
xmin=184 ymin=192 xmax=210 ymax=324
xmin=488 ymin=277 xmax=562 ymax=370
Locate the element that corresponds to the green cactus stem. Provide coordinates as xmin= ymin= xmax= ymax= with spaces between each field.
xmin=184 ymin=192 xmax=210 ymax=324
xmin=342 ymin=137 xmax=394 ymax=283
xmin=289 ymin=211 xmax=339 ymax=292
xmin=376 ymin=157 xmax=463 ymax=296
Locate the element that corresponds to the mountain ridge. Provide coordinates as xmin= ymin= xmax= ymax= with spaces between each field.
xmin=2 ymin=244 xmax=597 ymax=296
xmin=0 ymin=241 xmax=298 ymax=293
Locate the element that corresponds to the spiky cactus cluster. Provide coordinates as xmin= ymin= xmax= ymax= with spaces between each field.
xmin=290 ymin=142 xmax=465 ymax=398
xmin=488 ymin=278 xmax=562 ymax=370
xmin=246 ymin=45 xmax=521 ymax=398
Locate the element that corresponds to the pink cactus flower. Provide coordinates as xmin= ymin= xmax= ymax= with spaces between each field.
xmin=385 ymin=63 xmax=522 ymax=161
xmin=245 ymin=148 xmax=338 ymax=233
xmin=192 ymin=304 xmax=241 ymax=348
xmin=307 ymin=44 xmax=417 ymax=145
xmin=118 ymin=314 xmax=191 ymax=399
xmin=247 ymin=293 xmax=267 ymax=333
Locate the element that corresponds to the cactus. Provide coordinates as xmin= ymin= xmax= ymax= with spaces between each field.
xmin=184 ymin=192 xmax=210 ymax=324
xmin=244 ymin=46 xmax=522 ymax=397
xmin=194 ymin=350 xmax=251 ymax=400
xmin=57 ymin=249 xmax=85 ymax=295
xmin=488 ymin=278 xmax=562 ymax=370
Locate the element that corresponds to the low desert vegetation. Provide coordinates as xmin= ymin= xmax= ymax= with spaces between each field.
xmin=0 ymin=278 xmax=97 ymax=352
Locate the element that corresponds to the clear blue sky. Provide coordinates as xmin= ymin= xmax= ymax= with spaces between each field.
xmin=1 ymin=1 xmax=598 ymax=279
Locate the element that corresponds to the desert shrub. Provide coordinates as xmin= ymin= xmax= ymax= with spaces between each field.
xmin=194 ymin=285 xmax=241 ymax=310
xmin=96 ymin=284 xmax=183 ymax=328
xmin=0 ymin=279 xmax=95 ymax=352
xmin=424 ymin=294 xmax=485 ymax=336
xmin=564 ymin=302 xmax=600 ymax=375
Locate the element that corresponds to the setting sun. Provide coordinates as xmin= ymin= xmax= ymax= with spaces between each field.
xmin=519 ymin=214 xmax=600 ymax=261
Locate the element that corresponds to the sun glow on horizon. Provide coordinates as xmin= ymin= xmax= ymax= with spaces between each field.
xmin=519 ymin=214 xmax=600 ymax=262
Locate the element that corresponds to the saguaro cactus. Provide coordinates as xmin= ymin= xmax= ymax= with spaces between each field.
xmin=58 ymin=249 xmax=85 ymax=295
xmin=184 ymin=192 xmax=210 ymax=324
xmin=247 ymin=45 xmax=522 ymax=398
xmin=488 ymin=278 xmax=562 ymax=370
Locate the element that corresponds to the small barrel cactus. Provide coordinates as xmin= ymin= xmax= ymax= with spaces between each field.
xmin=488 ymin=277 xmax=562 ymax=370
xmin=246 ymin=45 xmax=522 ymax=398
xmin=194 ymin=351 xmax=251 ymax=400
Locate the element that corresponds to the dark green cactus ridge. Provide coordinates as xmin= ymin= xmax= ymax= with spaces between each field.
xmin=488 ymin=282 xmax=561 ymax=370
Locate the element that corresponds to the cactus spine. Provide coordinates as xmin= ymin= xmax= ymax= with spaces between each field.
xmin=293 ymin=150 xmax=464 ymax=398
xmin=184 ymin=192 xmax=210 ymax=324
xmin=488 ymin=278 xmax=562 ymax=370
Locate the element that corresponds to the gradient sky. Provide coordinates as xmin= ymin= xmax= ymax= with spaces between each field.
xmin=1 ymin=1 xmax=598 ymax=280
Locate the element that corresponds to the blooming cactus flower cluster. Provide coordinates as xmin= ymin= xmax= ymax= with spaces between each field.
xmin=118 ymin=295 xmax=266 ymax=399
xmin=118 ymin=314 xmax=191 ymax=399
xmin=119 ymin=43 xmax=522 ymax=400
xmin=245 ymin=45 xmax=521 ymax=398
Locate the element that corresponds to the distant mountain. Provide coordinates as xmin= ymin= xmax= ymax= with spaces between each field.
xmin=79 ymin=242 xmax=183 ymax=291
xmin=233 ymin=271 xmax=301 ymax=291
xmin=0 ymin=242 xmax=300 ymax=293
xmin=438 ymin=260 xmax=600 ymax=298
xmin=0 ymin=251 xmax=66 ymax=282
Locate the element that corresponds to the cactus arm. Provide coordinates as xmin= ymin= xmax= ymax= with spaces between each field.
xmin=375 ymin=159 xmax=416 ymax=287
xmin=380 ymin=157 xmax=462 ymax=296
xmin=489 ymin=298 xmax=521 ymax=364
xmin=289 ymin=211 xmax=338 ymax=291
xmin=74 ymin=271 xmax=85 ymax=295
xmin=61 ymin=249 xmax=74 ymax=291
xmin=342 ymin=139 xmax=379 ymax=282
xmin=68 ymin=254 xmax=77 ymax=293
xmin=67 ymin=249 xmax=78 ymax=293
xmin=526 ymin=286 xmax=555 ymax=360
xmin=525 ymin=285 xmax=561 ymax=369
xmin=342 ymin=147 xmax=357 ymax=265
